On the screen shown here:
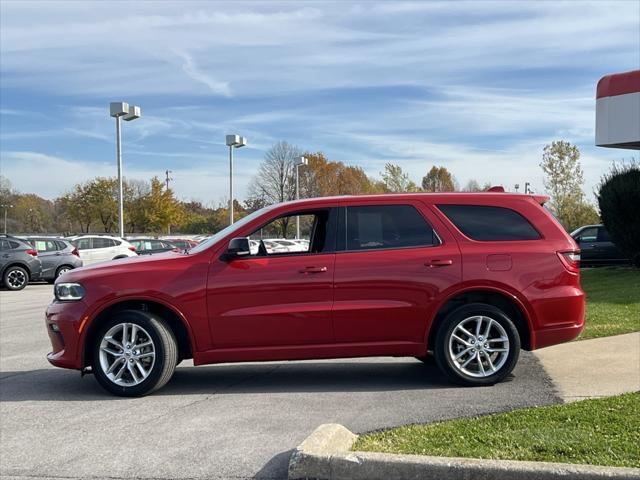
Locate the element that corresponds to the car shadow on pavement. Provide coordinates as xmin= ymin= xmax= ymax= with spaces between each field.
xmin=0 ymin=360 xmax=454 ymax=401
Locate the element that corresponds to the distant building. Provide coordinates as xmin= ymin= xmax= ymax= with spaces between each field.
xmin=595 ymin=69 xmax=640 ymax=150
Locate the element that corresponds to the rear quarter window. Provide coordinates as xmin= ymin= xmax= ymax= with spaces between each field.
xmin=438 ymin=204 xmax=541 ymax=241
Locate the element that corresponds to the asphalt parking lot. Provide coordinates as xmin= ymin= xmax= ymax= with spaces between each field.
xmin=0 ymin=284 xmax=561 ymax=480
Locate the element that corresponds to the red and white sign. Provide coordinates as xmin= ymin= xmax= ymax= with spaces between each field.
xmin=595 ymin=70 xmax=640 ymax=150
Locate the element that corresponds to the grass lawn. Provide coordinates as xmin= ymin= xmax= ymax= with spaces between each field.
xmin=580 ymin=267 xmax=640 ymax=340
xmin=354 ymin=392 xmax=640 ymax=468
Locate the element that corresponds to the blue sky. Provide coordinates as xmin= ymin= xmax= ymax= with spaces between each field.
xmin=1 ymin=1 xmax=638 ymax=205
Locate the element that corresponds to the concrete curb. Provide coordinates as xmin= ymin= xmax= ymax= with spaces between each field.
xmin=288 ymin=424 xmax=640 ymax=480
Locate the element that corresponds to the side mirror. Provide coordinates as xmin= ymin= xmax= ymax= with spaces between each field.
xmin=222 ymin=237 xmax=251 ymax=261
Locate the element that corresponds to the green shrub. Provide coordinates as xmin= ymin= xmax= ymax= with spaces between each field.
xmin=597 ymin=161 xmax=640 ymax=267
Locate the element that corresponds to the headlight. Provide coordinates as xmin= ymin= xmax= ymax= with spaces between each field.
xmin=55 ymin=283 xmax=86 ymax=301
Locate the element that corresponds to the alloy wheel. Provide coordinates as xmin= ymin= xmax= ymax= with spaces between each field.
xmin=448 ymin=315 xmax=510 ymax=378
xmin=57 ymin=267 xmax=70 ymax=277
xmin=7 ymin=269 xmax=27 ymax=289
xmin=98 ymin=323 xmax=156 ymax=386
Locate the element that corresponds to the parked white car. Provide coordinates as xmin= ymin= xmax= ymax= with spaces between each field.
xmin=67 ymin=235 xmax=137 ymax=265
xmin=270 ymin=238 xmax=309 ymax=252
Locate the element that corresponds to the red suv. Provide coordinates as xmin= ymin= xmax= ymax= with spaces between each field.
xmin=46 ymin=192 xmax=585 ymax=396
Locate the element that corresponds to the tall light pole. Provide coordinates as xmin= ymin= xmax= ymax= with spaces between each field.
xmin=1 ymin=204 xmax=13 ymax=234
xmin=165 ymin=169 xmax=173 ymax=235
xmin=225 ymin=134 xmax=247 ymax=225
xmin=295 ymin=156 xmax=308 ymax=238
xmin=110 ymin=102 xmax=141 ymax=238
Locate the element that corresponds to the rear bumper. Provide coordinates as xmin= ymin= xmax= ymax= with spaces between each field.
xmin=528 ymin=286 xmax=586 ymax=350
xmin=533 ymin=322 xmax=584 ymax=350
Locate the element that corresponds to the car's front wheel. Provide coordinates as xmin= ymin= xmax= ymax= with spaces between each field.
xmin=434 ymin=303 xmax=520 ymax=386
xmin=3 ymin=266 xmax=29 ymax=290
xmin=91 ymin=310 xmax=178 ymax=397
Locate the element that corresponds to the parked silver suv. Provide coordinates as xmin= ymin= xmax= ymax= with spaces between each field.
xmin=0 ymin=235 xmax=42 ymax=290
xmin=23 ymin=237 xmax=83 ymax=282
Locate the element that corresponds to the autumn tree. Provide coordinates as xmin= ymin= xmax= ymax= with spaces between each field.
xmin=140 ymin=177 xmax=186 ymax=233
xmin=422 ymin=166 xmax=456 ymax=192
xmin=14 ymin=194 xmax=50 ymax=233
xmin=86 ymin=177 xmax=118 ymax=232
xmin=381 ymin=163 xmax=419 ymax=192
xmin=298 ymin=152 xmax=374 ymax=198
xmin=540 ymin=140 xmax=599 ymax=231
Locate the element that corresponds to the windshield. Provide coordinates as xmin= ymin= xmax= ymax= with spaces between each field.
xmin=188 ymin=204 xmax=277 ymax=254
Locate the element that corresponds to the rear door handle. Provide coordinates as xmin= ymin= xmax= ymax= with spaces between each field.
xmin=299 ymin=266 xmax=328 ymax=274
xmin=427 ymin=259 xmax=453 ymax=267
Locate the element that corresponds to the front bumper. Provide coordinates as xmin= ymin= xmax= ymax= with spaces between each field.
xmin=45 ymin=300 xmax=88 ymax=370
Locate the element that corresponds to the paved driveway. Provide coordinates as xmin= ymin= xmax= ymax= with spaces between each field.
xmin=1 ymin=284 xmax=560 ymax=480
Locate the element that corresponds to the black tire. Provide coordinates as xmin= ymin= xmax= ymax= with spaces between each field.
xmin=55 ymin=265 xmax=74 ymax=278
xmin=91 ymin=310 xmax=178 ymax=397
xmin=3 ymin=266 xmax=29 ymax=291
xmin=434 ymin=303 xmax=520 ymax=386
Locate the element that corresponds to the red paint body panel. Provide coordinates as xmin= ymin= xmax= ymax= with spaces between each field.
xmin=45 ymin=192 xmax=585 ymax=371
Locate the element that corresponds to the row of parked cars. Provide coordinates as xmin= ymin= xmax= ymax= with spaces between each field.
xmin=0 ymin=233 xmax=317 ymax=291
xmin=0 ymin=234 xmax=200 ymax=291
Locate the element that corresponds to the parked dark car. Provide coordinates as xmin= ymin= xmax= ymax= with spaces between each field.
xmin=23 ymin=237 xmax=83 ymax=282
xmin=570 ymin=224 xmax=629 ymax=266
xmin=129 ymin=238 xmax=178 ymax=255
xmin=0 ymin=234 xmax=42 ymax=290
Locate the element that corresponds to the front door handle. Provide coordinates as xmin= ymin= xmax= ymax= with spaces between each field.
xmin=427 ymin=259 xmax=453 ymax=267
xmin=299 ymin=266 xmax=328 ymax=274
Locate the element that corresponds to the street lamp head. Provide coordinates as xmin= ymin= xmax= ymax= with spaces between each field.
xmin=110 ymin=102 xmax=130 ymax=118
xmin=226 ymin=134 xmax=247 ymax=148
xmin=296 ymin=156 xmax=308 ymax=166
xmin=123 ymin=105 xmax=141 ymax=121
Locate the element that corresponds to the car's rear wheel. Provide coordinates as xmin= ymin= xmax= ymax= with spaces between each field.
xmin=47 ymin=265 xmax=73 ymax=283
xmin=434 ymin=303 xmax=520 ymax=386
xmin=56 ymin=265 xmax=73 ymax=278
xmin=91 ymin=310 xmax=177 ymax=397
xmin=3 ymin=266 xmax=29 ymax=291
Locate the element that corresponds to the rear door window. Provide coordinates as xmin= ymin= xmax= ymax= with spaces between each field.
xmin=339 ymin=204 xmax=438 ymax=251
xmin=34 ymin=240 xmax=58 ymax=252
xmin=438 ymin=204 xmax=541 ymax=241
xmin=93 ymin=238 xmax=114 ymax=249
xmin=75 ymin=238 xmax=92 ymax=250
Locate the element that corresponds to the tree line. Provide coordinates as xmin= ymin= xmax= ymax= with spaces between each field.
xmin=0 ymin=139 xmax=604 ymax=235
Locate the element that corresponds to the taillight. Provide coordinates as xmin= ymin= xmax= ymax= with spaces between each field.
xmin=26 ymin=249 xmax=38 ymax=257
xmin=558 ymin=250 xmax=580 ymax=272
xmin=71 ymin=248 xmax=80 ymax=257
xmin=128 ymin=246 xmax=136 ymax=252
